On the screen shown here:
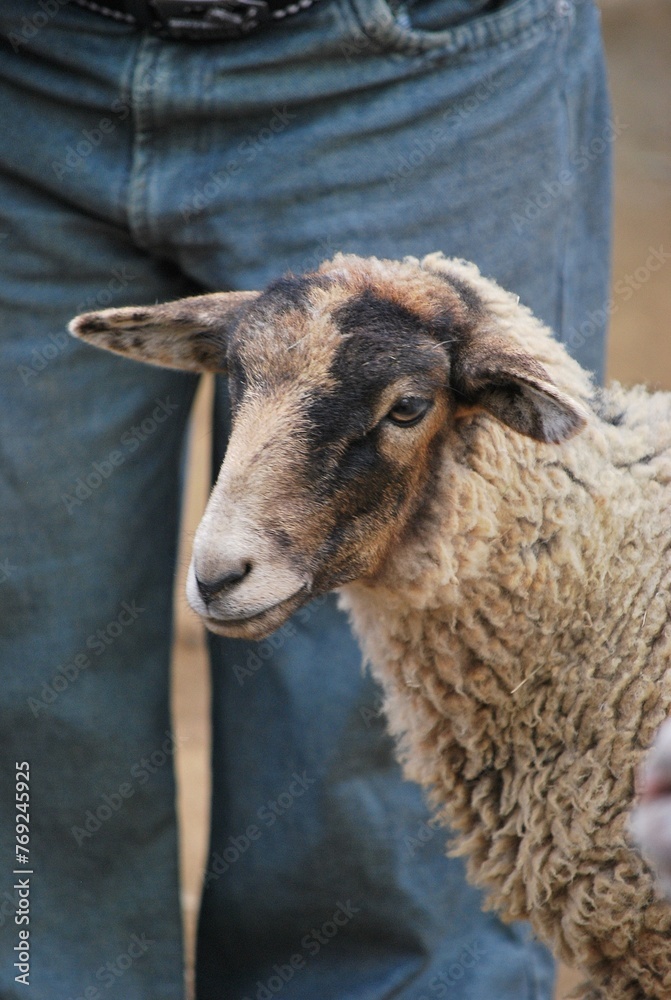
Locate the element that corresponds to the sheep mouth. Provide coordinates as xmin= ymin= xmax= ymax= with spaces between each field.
xmin=199 ymin=586 xmax=310 ymax=640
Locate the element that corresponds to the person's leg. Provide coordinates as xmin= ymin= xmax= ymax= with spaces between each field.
xmin=0 ymin=9 xmax=200 ymax=996
xmin=0 ymin=1 xmax=610 ymax=998
xmin=121 ymin=1 xmax=608 ymax=997
xmin=163 ymin=0 xmax=610 ymax=375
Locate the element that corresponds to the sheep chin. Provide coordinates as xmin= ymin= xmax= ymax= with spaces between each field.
xmin=198 ymin=585 xmax=311 ymax=640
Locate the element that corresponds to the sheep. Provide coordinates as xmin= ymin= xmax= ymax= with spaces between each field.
xmin=69 ymin=252 xmax=671 ymax=1000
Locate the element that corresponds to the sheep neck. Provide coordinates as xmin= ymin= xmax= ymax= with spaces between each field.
xmin=339 ymin=411 xmax=671 ymax=931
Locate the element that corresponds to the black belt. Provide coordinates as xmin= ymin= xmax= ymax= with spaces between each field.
xmin=73 ymin=0 xmax=321 ymax=40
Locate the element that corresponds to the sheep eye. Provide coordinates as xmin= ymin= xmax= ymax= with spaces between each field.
xmin=386 ymin=397 xmax=431 ymax=427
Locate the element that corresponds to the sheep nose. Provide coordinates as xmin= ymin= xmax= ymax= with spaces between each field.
xmin=196 ymin=562 xmax=251 ymax=603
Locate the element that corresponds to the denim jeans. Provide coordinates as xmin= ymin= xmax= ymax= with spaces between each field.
xmin=0 ymin=0 xmax=610 ymax=997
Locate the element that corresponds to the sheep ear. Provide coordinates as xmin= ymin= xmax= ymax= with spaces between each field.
xmin=452 ymin=333 xmax=588 ymax=443
xmin=68 ymin=291 xmax=260 ymax=373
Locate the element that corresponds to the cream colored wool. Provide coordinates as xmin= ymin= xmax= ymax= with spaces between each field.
xmin=70 ymin=251 xmax=671 ymax=999
xmin=339 ymin=255 xmax=671 ymax=1000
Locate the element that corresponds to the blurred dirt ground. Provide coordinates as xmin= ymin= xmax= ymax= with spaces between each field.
xmin=170 ymin=3 xmax=671 ymax=997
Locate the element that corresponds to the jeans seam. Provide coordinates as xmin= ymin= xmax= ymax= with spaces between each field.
xmin=127 ymin=36 xmax=161 ymax=250
xmin=554 ymin=0 xmax=576 ymax=343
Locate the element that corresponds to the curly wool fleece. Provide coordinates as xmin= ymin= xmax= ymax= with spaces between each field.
xmin=339 ymin=256 xmax=671 ymax=1000
xmin=69 ymin=249 xmax=671 ymax=997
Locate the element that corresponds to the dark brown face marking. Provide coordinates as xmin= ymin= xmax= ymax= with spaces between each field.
xmin=304 ymin=293 xmax=448 ymax=469
xmin=333 ymin=287 xmax=463 ymax=345
xmin=259 ymin=272 xmax=334 ymax=313
xmin=433 ymin=273 xmax=485 ymax=317
xmin=284 ymin=290 xmax=455 ymax=584
xmin=332 ymin=289 xmax=432 ymax=339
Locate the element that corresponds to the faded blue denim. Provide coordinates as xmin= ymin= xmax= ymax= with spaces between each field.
xmin=0 ymin=0 xmax=610 ymax=997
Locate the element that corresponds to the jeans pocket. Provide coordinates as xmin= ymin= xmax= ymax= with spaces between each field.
xmin=342 ymin=0 xmax=560 ymax=59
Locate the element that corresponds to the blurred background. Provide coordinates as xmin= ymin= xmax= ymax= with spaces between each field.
xmin=170 ymin=1 xmax=671 ymax=996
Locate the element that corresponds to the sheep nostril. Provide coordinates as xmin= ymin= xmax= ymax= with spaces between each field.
xmin=196 ymin=562 xmax=251 ymax=603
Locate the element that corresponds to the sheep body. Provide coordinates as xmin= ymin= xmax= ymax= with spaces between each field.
xmin=70 ymin=252 xmax=671 ymax=999
xmin=338 ymin=256 xmax=671 ymax=1000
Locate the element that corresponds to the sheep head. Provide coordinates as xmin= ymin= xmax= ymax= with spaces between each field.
xmin=69 ymin=254 xmax=588 ymax=639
